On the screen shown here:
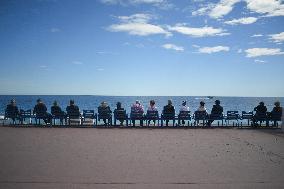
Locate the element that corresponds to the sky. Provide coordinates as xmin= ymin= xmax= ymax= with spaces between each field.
xmin=0 ymin=0 xmax=284 ymax=97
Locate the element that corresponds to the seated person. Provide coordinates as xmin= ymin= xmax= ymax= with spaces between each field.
xmin=114 ymin=102 xmax=125 ymax=125
xmin=51 ymin=101 xmax=65 ymax=123
xmin=131 ymin=100 xmax=144 ymax=126
xmin=163 ymin=100 xmax=175 ymax=126
xmin=179 ymin=101 xmax=190 ymax=125
xmin=5 ymin=99 xmax=19 ymax=121
xmin=195 ymin=101 xmax=208 ymax=125
xmin=33 ymin=98 xmax=52 ymax=124
xmin=66 ymin=100 xmax=80 ymax=117
xmin=197 ymin=101 xmax=207 ymax=112
xmin=252 ymin=101 xmax=267 ymax=126
xmin=271 ymin=101 xmax=282 ymax=115
xmin=269 ymin=101 xmax=282 ymax=125
xmin=147 ymin=100 xmax=158 ymax=126
xmin=98 ymin=101 xmax=112 ymax=125
xmin=207 ymin=100 xmax=223 ymax=126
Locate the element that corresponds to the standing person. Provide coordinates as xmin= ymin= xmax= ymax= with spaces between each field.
xmin=147 ymin=100 xmax=158 ymax=126
xmin=252 ymin=101 xmax=267 ymax=126
xmin=162 ymin=100 xmax=175 ymax=126
xmin=207 ymin=100 xmax=223 ymax=126
xmin=98 ymin=101 xmax=112 ymax=125
xmin=131 ymin=100 xmax=144 ymax=126
xmin=33 ymin=98 xmax=52 ymax=124
xmin=179 ymin=101 xmax=190 ymax=125
xmin=5 ymin=99 xmax=19 ymax=122
xmin=51 ymin=101 xmax=65 ymax=124
xmin=114 ymin=102 xmax=125 ymax=125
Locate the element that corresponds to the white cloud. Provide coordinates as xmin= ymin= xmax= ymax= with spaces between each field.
xmin=72 ymin=61 xmax=83 ymax=65
xmin=209 ymin=0 xmax=240 ymax=19
xmin=224 ymin=17 xmax=258 ymax=25
xmin=162 ymin=44 xmax=184 ymax=51
xmin=254 ymin=59 xmax=266 ymax=63
xmin=50 ymin=28 xmax=60 ymax=32
xmin=251 ymin=34 xmax=263 ymax=37
xmin=269 ymin=32 xmax=284 ymax=43
xmin=245 ymin=48 xmax=284 ymax=57
xmin=100 ymin=0 xmax=173 ymax=9
xmin=197 ymin=46 xmax=230 ymax=54
xmin=192 ymin=0 xmax=284 ymax=19
xmin=246 ymin=0 xmax=284 ymax=17
xmin=168 ymin=24 xmax=229 ymax=37
xmin=108 ymin=13 xmax=171 ymax=36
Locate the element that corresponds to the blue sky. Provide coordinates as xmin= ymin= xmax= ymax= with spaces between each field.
xmin=0 ymin=0 xmax=283 ymax=96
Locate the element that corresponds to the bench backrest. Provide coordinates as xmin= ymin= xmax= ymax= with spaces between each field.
xmin=226 ymin=111 xmax=239 ymax=119
xmin=241 ymin=111 xmax=253 ymax=119
xmin=146 ymin=110 xmax=159 ymax=119
xmin=130 ymin=111 xmax=144 ymax=119
xmin=19 ymin=109 xmax=32 ymax=118
xmin=114 ymin=110 xmax=127 ymax=119
xmin=194 ymin=111 xmax=207 ymax=120
xmin=178 ymin=111 xmax=191 ymax=119
xmin=83 ymin=110 xmax=95 ymax=119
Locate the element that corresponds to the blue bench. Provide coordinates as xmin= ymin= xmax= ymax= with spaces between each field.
xmin=225 ymin=111 xmax=240 ymax=126
xmin=178 ymin=111 xmax=191 ymax=126
xmin=193 ymin=111 xmax=208 ymax=126
xmin=146 ymin=110 xmax=159 ymax=126
xmin=113 ymin=110 xmax=128 ymax=126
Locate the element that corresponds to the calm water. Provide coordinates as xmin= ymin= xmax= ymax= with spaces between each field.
xmin=0 ymin=95 xmax=283 ymax=115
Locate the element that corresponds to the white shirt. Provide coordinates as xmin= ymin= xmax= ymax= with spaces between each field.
xmin=197 ymin=106 xmax=207 ymax=112
xmin=180 ymin=105 xmax=189 ymax=111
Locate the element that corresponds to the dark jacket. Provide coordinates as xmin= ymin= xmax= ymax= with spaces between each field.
xmin=254 ymin=105 xmax=267 ymax=115
xmin=66 ymin=105 xmax=80 ymax=115
xmin=271 ymin=107 xmax=282 ymax=115
xmin=163 ymin=105 xmax=175 ymax=114
xmin=5 ymin=104 xmax=19 ymax=117
xmin=98 ymin=106 xmax=112 ymax=114
xmin=51 ymin=105 xmax=64 ymax=116
xmin=211 ymin=105 xmax=223 ymax=115
xmin=33 ymin=103 xmax=47 ymax=116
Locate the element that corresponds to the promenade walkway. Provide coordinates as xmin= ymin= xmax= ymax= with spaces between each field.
xmin=0 ymin=127 xmax=283 ymax=189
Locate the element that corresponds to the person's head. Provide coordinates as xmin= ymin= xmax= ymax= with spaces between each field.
xmin=259 ymin=101 xmax=264 ymax=106
xmin=37 ymin=98 xmax=42 ymax=104
xmin=135 ymin=100 xmax=140 ymax=105
xmin=101 ymin=101 xmax=108 ymax=107
xmin=215 ymin=100 xmax=220 ymax=105
xmin=150 ymin=100 xmax=155 ymax=106
xmin=53 ymin=101 xmax=58 ymax=106
xmin=116 ymin=102 xmax=122 ymax=109
xmin=182 ymin=101 xmax=186 ymax=106
xmin=70 ymin=100 xmax=75 ymax=105
xmin=10 ymin=99 xmax=16 ymax=105
xmin=200 ymin=101 xmax=205 ymax=106
xmin=168 ymin=99 xmax=172 ymax=105
xmin=274 ymin=101 xmax=280 ymax=107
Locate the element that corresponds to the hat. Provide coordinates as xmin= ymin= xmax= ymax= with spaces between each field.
xmin=274 ymin=101 xmax=280 ymax=106
xmin=200 ymin=101 xmax=205 ymax=105
xmin=215 ymin=100 xmax=220 ymax=105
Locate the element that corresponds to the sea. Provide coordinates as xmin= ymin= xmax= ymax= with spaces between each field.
xmin=0 ymin=95 xmax=283 ymax=115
